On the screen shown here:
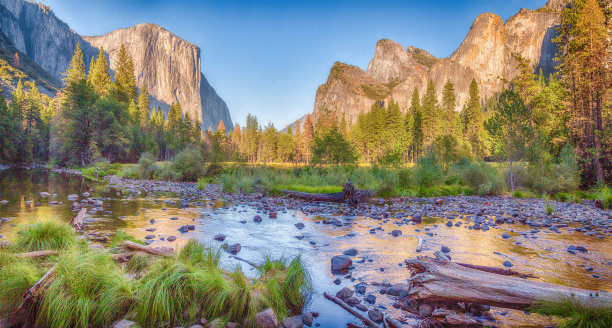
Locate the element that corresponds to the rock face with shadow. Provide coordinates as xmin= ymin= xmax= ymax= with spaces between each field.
xmin=0 ymin=0 xmax=232 ymax=132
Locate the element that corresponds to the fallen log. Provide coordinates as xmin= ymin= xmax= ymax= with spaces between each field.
xmin=122 ymin=241 xmax=173 ymax=257
xmin=230 ymin=255 xmax=260 ymax=268
xmin=280 ymin=180 xmax=374 ymax=204
xmin=69 ymin=208 xmax=87 ymax=231
xmin=405 ymin=256 xmax=612 ymax=310
xmin=456 ymin=262 xmax=536 ymax=278
xmin=323 ymin=292 xmax=381 ymax=328
xmin=14 ymin=250 xmax=58 ymax=259
xmin=110 ymin=252 xmax=133 ymax=262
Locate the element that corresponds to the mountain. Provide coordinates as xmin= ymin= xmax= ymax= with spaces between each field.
xmin=305 ymin=0 xmax=564 ymax=126
xmin=0 ymin=0 xmax=231 ymax=131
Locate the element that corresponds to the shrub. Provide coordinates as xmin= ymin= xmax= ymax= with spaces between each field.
xmin=545 ymin=201 xmax=555 ymax=215
xmin=594 ymin=186 xmax=611 ymax=209
xmin=171 ymin=147 xmax=206 ymax=182
xmin=135 ymin=152 xmax=159 ymax=180
xmin=453 ymin=160 xmax=504 ymax=196
xmin=414 ymin=156 xmax=443 ymax=190
xmin=530 ymin=297 xmax=612 ymax=328
xmin=37 ymin=249 xmax=133 ymax=328
xmin=13 ymin=221 xmax=76 ymax=252
xmin=0 ymin=252 xmax=41 ymax=315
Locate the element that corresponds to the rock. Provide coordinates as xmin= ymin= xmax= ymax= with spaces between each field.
xmin=446 ymin=220 xmax=453 ymax=227
xmin=335 ymin=287 xmax=353 ymax=299
xmin=364 ymin=294 xmax=376 ymax=304
xmin=227 ymin=243 xmax=241 ymax=255
xmin=82 ymin=192 xmax=90 ymax=197
xmin=441 ymin=245 xmax=451 ymax=253
xmin=113 ymin=319 xmax=138 ymax=328
xmin=39 ymin=192 xmax=50 ymax=198
xmin=419 ymin=303 xmax=434 ymax=317
xmin=269 ymin=212 xmax=278 ymax=219
xmin=368 ymin=309 xmax=383 ymax=323
xmin=253 ymin=215 xmax=262 ymax=223
xmin=355 ymin=304 xmax=368 ymax=312
xmin=354 ymin=284 xmax=366 ymax=294
xmin=391 ymin=230 xmax=402 ymax=237
xmin=190 ymin=326 xmax=204 ymax=328
xmin=302 ymin=312 xmax=314 ymax=326
xmin=503 ymin=260 xmax=513 ymax=268
xmin=501 ymin=232 xmax=511 ymax=239
xmin=226 ymin=323 xmax=237 ymax=328
xmin=282 ymin=315 xmax=303 ymax=328
xmin=178 ymin=225 xmax=191 ymax=233
xmin=295 ymin=222 xmax=305 ymax=229
xmin=214 ymin=234 xmax=226 ymax=242
xmin=343 ymin=248 xmax=358 ymax=256
xmin=167 ymin=236 xmax=177 ymax=242
xmin=331 ymin=255 xmax=352 ymax=272
xmin=208 ymin=318 xmax=224 ymax=328
xmin=344 ymin=296 xmax=360 ymax=306
xmin=144 ymin=235 xmax=155 ymax=240
xmin=256 ymin=308 xmax=278 ymax=328
xmin=169 ymin=217 xmax=179 ymax=220
xmin=67 ymin=194 xmax=79 ymax=201
xmin=386 ymin=283 xmax=410 ymax=297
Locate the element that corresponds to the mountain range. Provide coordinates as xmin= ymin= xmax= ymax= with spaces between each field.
xmin=299 ymin=0 xmax=568 ymax=127
xmin=0 ymin=0 xmax=232 ymax=131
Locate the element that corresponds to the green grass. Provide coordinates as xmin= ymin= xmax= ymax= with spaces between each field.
xmin=594 ymin=186 xmax=611 ymax=209
xmin=125 ymin=251 xmax=153 ymax=274
xmin=0 ymin=251 xmax=42 ymax=315
xmin=79 ymin=162 xmax=123 ymax=181
xmin=530 ymin=297 xmax=612 ymax=328
xmin=546 ymin=201 xmax=555 ymax=215
xmin=108 ymin=231 xmax=145 ymax=249
xmin=277 ymin=184 xmax=343 ymax=194
xmin=37 ymin=249 xmax=133 ymax=328
xmin=13 ymin=221 xmax=76 ymax=252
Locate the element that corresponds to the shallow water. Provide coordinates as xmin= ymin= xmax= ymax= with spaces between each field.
xmin=1 ymin=168 xmax=610 ymax=327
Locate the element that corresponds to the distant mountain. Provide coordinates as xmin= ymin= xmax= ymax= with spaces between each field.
xmin=0 ymin=0 xmax=231 ymax=131
xmin=300 ymin=0 xmax=565 ymax=127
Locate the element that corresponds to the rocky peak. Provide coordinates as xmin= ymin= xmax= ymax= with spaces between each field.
xmin=406 ymin=46 xmax=437 ymax=69
xmin=366 ymin=39 xmax=419 ymax=83
xmin=544 ymin=0 xmax=570 ymax=12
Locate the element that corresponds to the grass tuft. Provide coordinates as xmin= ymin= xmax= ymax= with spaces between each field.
xmin=0 ymin=252 xmax=42 ymax=315
xmin=108 ymin=231 xmax=145 ymax=249
xmin=37 ymin=249 xmax=133 ymax=328
xmin=13 ymin=221 xmax=76 ymax=252
xmin=530 ymin=297 xmax=612 ymax=328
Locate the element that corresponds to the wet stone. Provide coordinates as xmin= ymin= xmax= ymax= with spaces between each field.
xmin=336 ymin=287 xmax=353 ymax=299
xmin=343 ymin=248 xmax=358 ymax=256
xmin=503 ymin=261 xmax=513 ymax=268
xmin=441 ymin=245 xmax=451 ymax=253
xmin=368 ymin=309 xmax=383 ymax=323
xmin=331 ymin=255 xmax=352 ymax=272
xmin=386 ymin=283 xmax=410 ymax=297
xmin=391 ymin=230 xmax=402 ymax=237
xmin=227 ymin=243 xmax=241 ymax=255
xmin=253 ymin=215 xmax=262 ymax=223
xmin=214 ymin=234 xmax=227 ymax=242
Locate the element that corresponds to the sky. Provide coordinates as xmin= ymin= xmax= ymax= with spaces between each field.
xmin=41 ymin=0 xmax=547 ymax=128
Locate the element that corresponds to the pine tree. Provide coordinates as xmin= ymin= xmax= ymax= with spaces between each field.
xmin=88 ymin=48 xmax=111 ymax=96
xmin=128 ymin=99 xmax=139 ymax=124
xmin=421 ymin=80 xmax=440 ymax=149
xmin=137 ymin=86 xmax=151 ymax=126
xmin=462 ymin=79 xmax=485 ymax=157
xmin=409 ymin=88 xmax=423 ymax=161
xmin=244 ymin=113 xmax=260 ymax=163
xmin=64 ymin=43 xmax=86 ymax=85
xmin=303 ymin=114 xmax=314 ymax=164
xmin=114 ymin=44 xmax=137 ymax=103
xmin=441 ymin=80 xmax=460 ymax=136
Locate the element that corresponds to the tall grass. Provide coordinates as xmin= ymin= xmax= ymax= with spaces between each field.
xmin=13 ymin=221 xmax=76 ymax=252
xmin=0 ymin=252 xmax=41 ymax=315
xmin=37 ymin=249 xmax=133 ymax=328
xmin=108 ymin=231 xmax=145 ymax=248
xmin=530 ymin=297 xmax=612 ymax=328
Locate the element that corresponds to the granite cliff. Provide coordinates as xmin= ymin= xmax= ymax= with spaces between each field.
xmin=0 ymin=0 xmax=231 ymax=131
xmin=306 ymin=0 xmax=565 ymax=126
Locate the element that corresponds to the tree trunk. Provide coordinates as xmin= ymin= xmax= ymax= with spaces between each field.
xmin=405 ymin=256 xmax=612 ymax=310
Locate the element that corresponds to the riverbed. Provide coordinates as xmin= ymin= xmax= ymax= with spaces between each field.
xmin=0 ymin=167 xmax=610 ymax=327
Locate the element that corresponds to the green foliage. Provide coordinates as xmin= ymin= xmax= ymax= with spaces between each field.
xmin=593 ymin=185 xmax=611 ymax=209
xmin=0 ymin=252 xmax=41 ymax=315
xmin=278 ymin=184 xmax=342 ymax=194
xmin=13 ymin=221 xmax=76 ymax=252
xmin=170 ymin=147 xmax=206 ymax=181
xmin=38 ymin=249 xmax=133 ymax=328
xmin=545 ymin=201 xmax=555 ymax=215
xmin=414 ymin=156 xmax=443 ymax=189
xmin=530 ymin=297 xmax=612 ymax=328
xmin=108 ymin=231 xmax=145 ymax=248
xmin=452 ymin=159 xmax=505 ymax=196
xmin=312 ymin=128 xmax=357 ymax=165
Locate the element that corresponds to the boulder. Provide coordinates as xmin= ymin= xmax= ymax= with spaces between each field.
xmin=282 ymin=316 xmax=303 ymax=328
xmin=386 ymin=283 xmax=410 ymax=297
xmin=256 ymin=308 xmax=278 ymax=328
xmin=331 ymin=255 xmax=352 ymax=272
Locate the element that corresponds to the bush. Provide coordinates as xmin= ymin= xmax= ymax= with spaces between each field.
xmin=452 ymin=160 xmax=504 ymax=196
xmin=37 ymin=249 xmax=133 ymax=328
xmin=414 ymin=156 xmax=443 ymax=190
xmin=171 ymin=147 xmax=206 ymax=182
xmin=135 ymin=152 xmax=159 ymax=179
xmin=13 ymin=221 xmax=76 ymax=252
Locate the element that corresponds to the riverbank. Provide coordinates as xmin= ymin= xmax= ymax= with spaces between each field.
xmin=0 ymin=168 xmax=611 ymax=327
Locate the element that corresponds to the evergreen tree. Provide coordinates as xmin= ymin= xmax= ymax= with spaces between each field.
xmin=410 ymin=88 xmax=423 ymax=161
xmin=302 ymin=114 xmax=314 ymax=164
xmin=312 ymin=127 xmax=358 ymax=165
xmin=64 ymin=43 xmax=86 ymax=85
xmin=441 ymin=80 xmax=461 ymax=136
xmin=88 ymin=48 xmax=111 ymax=96
xmin=260 ymin=122 xmax=277 ymax=163
xmin=462 ymin=79 xmax=486 ymax=157
xmin=421 ymin=79 xmax=441 ymax=148
xmin=128 ymin=99 xmax=139 ymax=124
xmin=244 ymin=114 xmax=260 ymax=163
xmin=114 ymin=44 xmax=137 ymax=103
xmin=137 ymin=86 xmax=151 ymax=126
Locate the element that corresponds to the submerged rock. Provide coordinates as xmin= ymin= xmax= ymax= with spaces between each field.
xmin=331 ymin=255 xmax=352 ymax=272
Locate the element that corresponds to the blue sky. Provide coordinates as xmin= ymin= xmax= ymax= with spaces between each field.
xmin=42 ymin=0 xmax=547 ymax=128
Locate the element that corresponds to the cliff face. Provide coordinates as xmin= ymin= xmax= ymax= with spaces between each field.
xmin=0 ymin=0 xmax=97 ymax=79
xmin=0 ymin=0 xmax=232 ymax=131
xmin=308 ymin=0 xmax=563 ymax=126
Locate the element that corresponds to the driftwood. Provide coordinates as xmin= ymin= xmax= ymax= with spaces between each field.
xmin=111 ymin=252 xmax=133 ymax=262
xmin=230 ymin=255 xmax=260 ymax=268
xmin=416 ymin=236 xmax=423 ymax=253
xmin=323 ymin=292 xmax=381 ymax=328
xmin=280 ymin=180 xmax=374 ymax=204
xmin=69 ymin=208 xmax=87 ymax=231
xmin=405 ymin=256 xmax=612 ymax=310
xmin=14 ymin=250 xmax=59 ymax=259
xmin=456 ymin=262 xmax=536 ymax=278
xmin=0 ymin=265 xmax=57 ymax=328
xmin=122 ymin=241 xmax=173 ymax=257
